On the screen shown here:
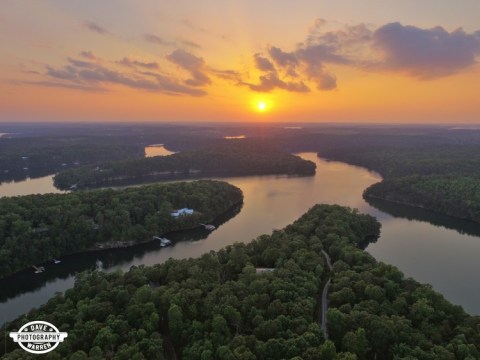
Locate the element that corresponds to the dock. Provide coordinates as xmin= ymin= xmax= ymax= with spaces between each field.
xmin=200 ymin=223 xmax=216 ymax=231
xmin=32 ymin=265 xmax=45 ymax=274
xmin=153 ymin=236 xmax=172 ymax=247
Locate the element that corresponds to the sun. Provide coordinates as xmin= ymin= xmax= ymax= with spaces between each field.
xmin=257 ymin=101 xmax=267 ymax=112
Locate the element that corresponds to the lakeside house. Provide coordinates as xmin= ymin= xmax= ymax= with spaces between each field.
xmin=171 ymin=208 xmax=194 ymax=217
xmin=255 ymin=268 xmax=275 ymax=274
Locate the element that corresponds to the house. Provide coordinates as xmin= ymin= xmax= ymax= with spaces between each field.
xmin=255 ymin=268 xmax=275 ymax=274
xmin=171 ymin=208 xmax=194 ymax=217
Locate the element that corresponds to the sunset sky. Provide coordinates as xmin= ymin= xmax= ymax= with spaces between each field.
xmin=1 ymin=0 xmax=480 ymax=123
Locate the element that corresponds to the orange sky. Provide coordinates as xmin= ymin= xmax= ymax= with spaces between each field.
xmin=1 ymin=0 xmax=480 ymax=123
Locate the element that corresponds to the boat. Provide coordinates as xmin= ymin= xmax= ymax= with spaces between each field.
xmin=200 ymin=223 xmax=216 ymax=231
xmin=53 ymin=259 xmax=61 ymax=264
xmin=153 ymin=236 xmax=172 ymax=247
xmin=32 ymin=265 xmax=45 ymax=274
xmin=95 ymin=259 xmax=103 ymax=270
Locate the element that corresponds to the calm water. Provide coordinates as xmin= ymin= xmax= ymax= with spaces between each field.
xmin=1 ymin=153 xmax=480 ymax=325
xmin=144 ymin=145 xmax=175 ymax=157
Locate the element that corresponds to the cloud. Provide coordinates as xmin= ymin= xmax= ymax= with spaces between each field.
xmin=144 ymin=33 xmax=174 ymax=46
xmin=166 ymin=49 xmax=211 ymax=86
xmin=117 ymin=57 xmax=159 ymax=70
xmin=68 ymin=58 xmax=96 ymax=68
xmin=244 ymin=72 xmax=310 ymax=93
xmin=79 ymin=51 xmax=97 ymax=60
xmin=84 ymin=21 xmax=108 ymax=35
xmin=254 ymin=54 xmax=275 ymax=72
xmin=209 ymin=69 xmax=241 ymax=82
xmin=33 ymin=52 xmax=207 ymax=96
xmin=243 ymin=19 xmax=480 ymax=93
xmin=144 ymin=34 xmax=201 ymax=49
xmin=268 ymin=46 xmax=298 ymax=67
xmin=181 ymin=40 xmax=202 ymax=49
xmin=373 ymin=22 xmax=480 ymax=78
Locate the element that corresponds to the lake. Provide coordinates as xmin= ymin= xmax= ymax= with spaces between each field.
xmin=144 ymin=144 xmax=176 ymax=157
xmin=1 ymin=153 xmax=480 ymax=325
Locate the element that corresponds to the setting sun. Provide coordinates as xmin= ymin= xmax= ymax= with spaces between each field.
xmin=257 ymin=101 xmax=267 ymax=112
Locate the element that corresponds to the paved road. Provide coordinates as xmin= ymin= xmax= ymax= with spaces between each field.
xmin=321 ymin=278 xmax=331 ymax=337
xmin=321 ymin=249 xmax=332 ymax=270
xmin=320 ymin=249 xmax=333 ymax=339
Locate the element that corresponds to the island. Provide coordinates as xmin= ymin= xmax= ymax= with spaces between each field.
xmin=53 ymin=141 xmax=316 ymax=190
xmin=2 ymin=204 xmax=479 ymax=359
xmin=0 ymin=180 xmax=243 ymax=278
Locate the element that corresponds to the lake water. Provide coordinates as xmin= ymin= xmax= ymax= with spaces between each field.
xmin=144 ymin=145 xmax=175 ymax=157
xmin=1 ymin=153 xmax=480 ymax=325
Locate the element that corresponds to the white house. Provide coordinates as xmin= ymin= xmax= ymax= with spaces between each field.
xmin=171 ymin=208 xmax=194 ymax=217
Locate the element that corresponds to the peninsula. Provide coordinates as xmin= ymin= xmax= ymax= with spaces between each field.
xmin=53 ymin=142 xmax=316 ymax=190
xmin=0 ymin=180 xmax=243 ymax=278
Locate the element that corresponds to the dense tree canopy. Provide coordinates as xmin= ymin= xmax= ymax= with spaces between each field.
xmin=365 ymin=175 xmax=480 ymax=223
xmin=315 ymin=137 xmax=480 ymax=224
xmin=0 ymin=136 xmax=145 ymax=184
xmin=0 ymin=180 xmax=242 ymax=278
xmin=2 ymin=205 xmax=478 ymax=359
xmin=54 ymin=142 xmax=316 ymax=190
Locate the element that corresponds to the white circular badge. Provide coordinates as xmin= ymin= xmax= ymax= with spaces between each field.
xmin=9 ymin=320 xmax=68 ymax=354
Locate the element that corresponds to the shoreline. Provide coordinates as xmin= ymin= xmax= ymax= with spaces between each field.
xmin=55 ymin=170 xmax=316 ymax=191
xmin=0 ymin=200 xmax=243 ymax=281
xmin=317 ymin=154 xmax=480 ymax=228
xmin=364 ymin=192 xmax=480 ymax=226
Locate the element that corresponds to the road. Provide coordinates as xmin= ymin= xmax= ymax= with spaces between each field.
xmin=320 ymin=249 xmax=333 ymax=339
xmin=321 ymin=249 xmax=332 ymax=271
xmin=163 ymin=336 xmax=177 ymax=360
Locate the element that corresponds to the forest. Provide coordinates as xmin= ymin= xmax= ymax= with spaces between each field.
xmin=0 ymin=180 xmax=243 ymax=278
xmin=2 ymin=204 xmax=479 ymax=360
xmin=0 ymin=135 xmax=145 ymax=184
xmin=53 ymin=141 xmax=316 ymax=190
xmin=364 ymin=175 xmax=480 ymax=224
xmin=307 ymin=132 xmax=480 ymax=224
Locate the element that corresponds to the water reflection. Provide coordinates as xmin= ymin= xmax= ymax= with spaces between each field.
xmin=2 ymin=153 xmax=480 ymax=324
xmin=224 ymin=135 xmax=246 ymax=139
xmin=0 ymin=175 xmax=65 ymax=197
xmin=365 ymin=196 xmax=480 ymax=238
xmin=0 ymin=203 xmax=242 ymax=322
xmin=144 ymin=144 xmax=175 ymax=157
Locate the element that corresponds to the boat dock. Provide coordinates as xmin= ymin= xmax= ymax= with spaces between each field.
xmin=200 ymin=223 xmax=216 ymax=231
xmin=32 ymin=265 xmax=45 ymax=274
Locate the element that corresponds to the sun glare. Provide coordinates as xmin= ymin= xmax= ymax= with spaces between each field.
xmin=250 ymin=97 xmax=273 ymax=114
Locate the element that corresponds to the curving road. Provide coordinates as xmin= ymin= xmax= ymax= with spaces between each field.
xmin=320 ymin=250 xmax=333 ymax=339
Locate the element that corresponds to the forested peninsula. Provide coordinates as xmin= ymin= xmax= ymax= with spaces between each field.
xmin=316 ymin=142 xmax=480 ymax=224
xmin=0 ymin=180 xmax=243 ymax=278
xmin=2 ymin=204 xmax=479 ymax=359
xmin=53 ymin=142 xmax=316 ymax=190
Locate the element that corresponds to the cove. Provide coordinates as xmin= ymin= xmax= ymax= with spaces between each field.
xmin=1 ymin=153 xmax=480 ymax=325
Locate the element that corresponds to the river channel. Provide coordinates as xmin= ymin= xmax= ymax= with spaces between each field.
xmin=1 ymin=152 xmax=480 ymax=325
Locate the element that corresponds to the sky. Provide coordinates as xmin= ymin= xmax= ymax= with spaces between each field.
xmin=1 ymin=0 xmax=480 ymax=123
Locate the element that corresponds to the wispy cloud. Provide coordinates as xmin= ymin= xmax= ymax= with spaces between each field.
xmin=83 ymin=21 xmax=108 ymax=35
xmin=28 ymin=52 xmax=208 ymax=96
xmin=117 ymin=57 xmax=159 ymax=70
xmin=143 ymin=33 xmax=174 ymax=46
xmin=144 ymin=33 xmax=201 ymax=50
xmin=166 ymin=49 xmax=211 ymax=87
xmin=243 ymin=72 xmax=310 ymax=93
xmin=79 ymin=51 xmax=98 ymax=60
xmin=181 ymin=40 xmax=202 ymax=49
